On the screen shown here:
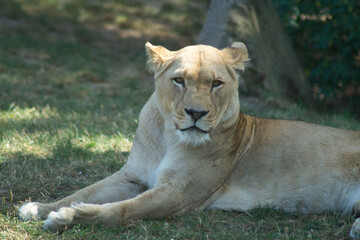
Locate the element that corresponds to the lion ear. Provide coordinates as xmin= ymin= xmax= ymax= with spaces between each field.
xmin=221 ymin=42 xmax=249 ymax=70
xmin=145 ymin=42 xmax=175 ymax=74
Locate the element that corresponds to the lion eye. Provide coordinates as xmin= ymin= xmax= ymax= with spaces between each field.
xmin=212 ymin=80 xmax=223 ymax=89
xmin=172 ymin=77 xmax=185 ymax=87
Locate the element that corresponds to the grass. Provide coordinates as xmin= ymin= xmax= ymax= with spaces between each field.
xmin=0 ymin=0 xmax=359 ymax=239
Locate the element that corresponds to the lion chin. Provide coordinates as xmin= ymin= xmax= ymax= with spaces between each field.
xmin=175 ymin=128 xmax=211 ymax=146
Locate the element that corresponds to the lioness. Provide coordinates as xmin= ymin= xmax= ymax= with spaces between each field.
xmin=20 ymin=42 xmax=360 ymax=238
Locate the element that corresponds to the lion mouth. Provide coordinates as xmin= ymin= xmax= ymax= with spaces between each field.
xmin=179 ymin=126 xmax=210 ymax=133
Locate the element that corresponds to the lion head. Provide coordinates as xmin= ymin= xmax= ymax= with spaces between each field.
xmin=146 ymin=42 xmax=248 ymax=146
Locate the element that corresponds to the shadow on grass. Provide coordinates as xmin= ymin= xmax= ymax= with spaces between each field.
xmin=0 ymin=0 xmax=204 ymax=116
xmin=0 ymin=0 xmax=207 ymax=63
xmin=0 ymin=0 xmax=210 ymax=146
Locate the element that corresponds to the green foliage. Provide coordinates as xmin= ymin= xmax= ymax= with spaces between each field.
xmin=0 ymin=0 xmax=25 ymax=18
xmin=273 ymin=0 xmax=360 ymax=115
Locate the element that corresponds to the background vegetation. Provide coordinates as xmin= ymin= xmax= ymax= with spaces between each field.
xmin=0 ymin=0 xmax=359 ymax=239
xmin=273 ymin=0 xmax=360 ymax=115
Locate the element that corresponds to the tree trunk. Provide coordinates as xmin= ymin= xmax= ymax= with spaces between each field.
xmin=198 ymin=0 xmax=312 ymax=102
xmin=197 ymin=0 xmax=234 ymax=48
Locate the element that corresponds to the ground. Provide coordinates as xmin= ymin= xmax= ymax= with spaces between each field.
xmin=0 ymin=0 xmax=359 ymax=239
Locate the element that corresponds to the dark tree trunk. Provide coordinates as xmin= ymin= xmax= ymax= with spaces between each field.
xmin=198 ymin=0 xmax=312 ymax=102
xmin=197 ymin=0 xmax=234 ymax=48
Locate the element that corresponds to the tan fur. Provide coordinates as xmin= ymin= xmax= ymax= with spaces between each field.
xmin=19 ymin=43 xmax=360 ymax=238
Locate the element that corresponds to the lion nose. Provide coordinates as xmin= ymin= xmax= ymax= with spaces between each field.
xmin=184 ymin=108 xmax=209 ymax=122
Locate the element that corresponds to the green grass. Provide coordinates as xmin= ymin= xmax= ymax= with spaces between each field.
xmin=0 ymin=0 xmax=359 ymax=239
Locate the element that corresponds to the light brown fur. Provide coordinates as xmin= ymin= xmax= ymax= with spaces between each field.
xmin=19 ymin=42 xmax=360 ymax=238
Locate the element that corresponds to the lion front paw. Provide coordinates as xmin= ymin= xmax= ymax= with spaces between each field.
xmin=351 ymin=218 xmax=360 ymax=239
xmin=19 ymin=202 xmax=51 ymax=221
xmin=43 ymin=203 xmax=101 ymax=231
xmin=44 ymin=207 xmax=76 ymax=231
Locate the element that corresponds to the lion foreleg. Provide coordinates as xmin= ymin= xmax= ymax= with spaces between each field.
xmin=42 ymin=184 xmax=186 ymax=230
xmin=19 ymin=170 xmax=146 ymax=221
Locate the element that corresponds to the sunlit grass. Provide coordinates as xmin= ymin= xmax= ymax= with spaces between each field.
xmin=70 ymin=134 xmax=133 ymax=153
xmin=2 ymin=105 xmax=59 ymax=121
xmin=0 ymin=105 xmax=134 ymax=162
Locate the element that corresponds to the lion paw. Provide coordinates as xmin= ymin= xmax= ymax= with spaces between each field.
xmin=43 ymin=203 xmax=101 ymax=231
xmin=44 ymin=207 xmax=76 ymax=231
xmin=351 ymin=218 xmax=360 ymax=239
xmin=19 ymin=202 xmax=50 ymax=221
